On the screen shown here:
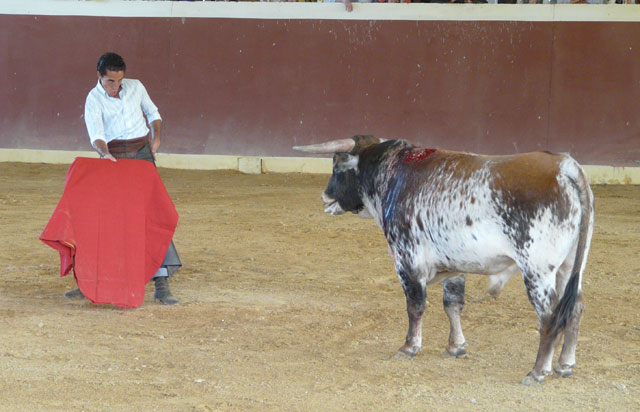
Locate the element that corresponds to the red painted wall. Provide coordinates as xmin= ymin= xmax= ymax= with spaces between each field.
xmin=1 ymin=14 xmax=638 ymax=166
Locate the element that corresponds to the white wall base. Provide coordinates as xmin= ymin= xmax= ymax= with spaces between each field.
xmin=1 ymin=148 xmax=637 ymax=184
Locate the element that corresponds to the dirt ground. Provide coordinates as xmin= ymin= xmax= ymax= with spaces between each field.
xmin=0 ymin=161 xmax=638 ymax=412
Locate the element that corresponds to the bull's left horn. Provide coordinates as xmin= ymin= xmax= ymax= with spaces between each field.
xmin=293 ymin=138 xmax=355 ymax=154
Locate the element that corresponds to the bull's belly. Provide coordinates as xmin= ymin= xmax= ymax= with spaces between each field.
xmin=400 ymin=236 xmax=516 ymax=280
xmin=407 ymin=228 xmax=574 ymax=284
xmin=433 ymin=252 xmax=516 ymax=277
xmin=409 ymin=223 xmax=515 ymax=273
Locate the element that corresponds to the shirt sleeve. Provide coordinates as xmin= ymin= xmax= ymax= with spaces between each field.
xmin=84 ymin=92 xmax=106 ymax=145
xmin=139 ymin=82 xmax=162 ymax=124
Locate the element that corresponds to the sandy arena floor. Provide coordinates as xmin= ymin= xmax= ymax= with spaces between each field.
xmin=0 ymin=162 xmax=638 ymax=412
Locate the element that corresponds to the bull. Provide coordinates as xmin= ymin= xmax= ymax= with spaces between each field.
xmin=293 ymin=135 xmax=594 ymax=384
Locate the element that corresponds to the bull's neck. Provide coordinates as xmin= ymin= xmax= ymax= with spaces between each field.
xmin=357 ymin=143 xmax=412 ymax=229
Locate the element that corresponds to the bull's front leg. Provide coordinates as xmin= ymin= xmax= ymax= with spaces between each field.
xmin=396 ymin=269 xmax=427 ymax=357
xmin=443 ymin=274 xmax=467 ymax=357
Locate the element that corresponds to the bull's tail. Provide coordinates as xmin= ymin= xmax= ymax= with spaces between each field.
xmin=547 ymin=159 xmax=594 ymax=340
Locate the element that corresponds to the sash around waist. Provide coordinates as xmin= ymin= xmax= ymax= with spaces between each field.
xmin=107 ymin=136 xmax=149 ymax=154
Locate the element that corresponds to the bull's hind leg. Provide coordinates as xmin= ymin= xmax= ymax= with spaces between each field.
xmin=555 ymin=292 xmax=583 ymax=377
xmin=443 ymin=274 xmax=467 ymax=357
xmin=522 ymin=317 xmax=558 ymax=385
xmin=521 ymin=270 xmax=558 ymax=385
xmin=554 ymin=260 xmax=585 ymax=377
xmin=396 ymin=270 xmax=427 ymax=357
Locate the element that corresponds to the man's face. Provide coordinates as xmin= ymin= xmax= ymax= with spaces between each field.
xmin=98 ymin=69 xmax=124 ymax=97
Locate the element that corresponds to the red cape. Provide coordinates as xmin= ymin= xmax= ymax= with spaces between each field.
xmin=40 ymin=157 xmax=178 ymax=308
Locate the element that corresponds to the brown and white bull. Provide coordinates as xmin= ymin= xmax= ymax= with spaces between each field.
xmin=293 ymin=135 xmax=594 ymax=384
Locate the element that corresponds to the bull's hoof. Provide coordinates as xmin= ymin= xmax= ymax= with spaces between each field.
xmin=393 ymin=351 xmax=413 ymax=360
xmin=521 ymin=372 xmax=545 ymax=386
xmin=394 ymin=345 xmax=420 ymax=359
xmin=521 ymin=369 xmax=553 ymax=385
xmin=445 ymin=343 xmax=467 ymax=358
xmin=554 ymin=363 xmax=575 ymax=378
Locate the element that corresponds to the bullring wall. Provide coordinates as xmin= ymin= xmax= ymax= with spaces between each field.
xmin=1 ymin=2 xmax=639 ymax=182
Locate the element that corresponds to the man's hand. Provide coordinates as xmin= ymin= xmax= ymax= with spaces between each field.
xmin=103 ymin=153 xmax=117 ymax=162
xmin=93 ymin=140 xmax=117 ymax=162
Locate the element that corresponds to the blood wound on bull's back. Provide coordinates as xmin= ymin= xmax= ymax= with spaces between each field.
xmin=402 ymin=148 xmax=437 ymax=164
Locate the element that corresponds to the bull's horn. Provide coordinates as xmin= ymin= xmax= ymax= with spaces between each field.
xmin=292 ymin=138 xmax=355 ymax=154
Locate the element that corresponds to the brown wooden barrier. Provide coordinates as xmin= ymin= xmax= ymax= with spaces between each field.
xmin=1 ymin=6 xmax=638 ymax=166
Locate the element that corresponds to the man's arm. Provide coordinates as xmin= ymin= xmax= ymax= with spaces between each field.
xmin=149 ymin=119 xmax=162 ymax=160
xmin=138 ymin=80 xmax=162 ymax=160
xmin=85 ymin=91 xmax=117 ymax=162
xmin=92 ymin=139 xmax=117 ymax=162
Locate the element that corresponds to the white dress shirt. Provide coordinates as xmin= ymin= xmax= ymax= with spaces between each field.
xmin=84 ymin=78 xmax=162 ymax=144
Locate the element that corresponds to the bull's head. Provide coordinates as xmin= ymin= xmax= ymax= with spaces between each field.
xmin=293 ymin=135 xmax=383 ymax=217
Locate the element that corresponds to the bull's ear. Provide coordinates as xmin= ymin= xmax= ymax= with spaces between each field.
xmin=335 ymin=153 xmax=359 ymax=172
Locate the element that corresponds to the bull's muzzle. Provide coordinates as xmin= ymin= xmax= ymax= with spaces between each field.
xmin=321 ymin=192 xmax=345 ymax=215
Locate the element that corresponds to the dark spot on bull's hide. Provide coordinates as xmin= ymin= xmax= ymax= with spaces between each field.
xmin=443 ymin=277 xmax=466 ymax=307
xmin=466 ymin=216 xmax=473 ymax=226
xmin=472 ymin=234 xmax=477 ymax=240
xmin=417 ymin=216 xmax=425 ymax=231
xmin=471 ymin=196 xmax=476 ymax=204
xmin=492 ymin=190 xmax=534 ymax=251
xmin=403 ymin=277 xmax=427 ymax=302
xmin=548 ymin=265 xmax=555 ymax=272
xmin=491 ymin=171 xmax=576 ymax=258
xmin=525 ymin=287 xmax=534 ymax=302
xmin=523 ymin=276 xmax=533 ymax=293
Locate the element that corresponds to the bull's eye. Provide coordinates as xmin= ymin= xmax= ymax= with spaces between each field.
xmin=335 ymin=154 xmax=359 ymax=173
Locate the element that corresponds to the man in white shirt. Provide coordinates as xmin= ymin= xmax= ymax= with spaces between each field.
xmin=65 ymin=52 xmax=181 ymax=305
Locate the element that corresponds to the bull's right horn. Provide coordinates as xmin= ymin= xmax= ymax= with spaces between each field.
xmin=292 ymin=138 xmax=355 ymax=154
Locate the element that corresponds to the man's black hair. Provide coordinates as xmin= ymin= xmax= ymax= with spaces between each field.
xmin=97 ymin=52 xmax=126 ymax=76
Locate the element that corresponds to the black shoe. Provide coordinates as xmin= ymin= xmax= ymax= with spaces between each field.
xmin=64 ymin=288 xmax=85 ymax=299
xmin=154 ymin=277 xmax=179 ymax=305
